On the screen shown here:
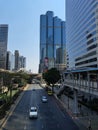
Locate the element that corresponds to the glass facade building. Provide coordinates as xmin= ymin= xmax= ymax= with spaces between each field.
xmin=19 ymin=56 xmax=26 ymax=69
xmin=6 ymin=51 xmax=15 ymax=71
xmin=14 ymin=50 xmax=19 ymax=70
xmin=0 ymin=24 xmax=8 ymax=69
xmin=39 ymin=11 xmax=66 ymax=72
xmin=14 ymin=50 xmax=26 ymax=71
xmin=66 ymin=0 xmax=98 ymax=69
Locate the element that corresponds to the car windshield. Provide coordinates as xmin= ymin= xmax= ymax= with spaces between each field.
xmin=31 ymin=109 xmax=37 ymax=112
xmin=42 ymin=96 xmax=46 ymax=98
xmin=30 ymin=107 xmax=37 ymax=112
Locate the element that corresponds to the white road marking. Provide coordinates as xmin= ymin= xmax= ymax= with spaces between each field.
xmin=24 ymin=125 xmax=27 ymax=130
xmin=42 ymin=125 xmax=44 ymax=129
xmin=57 ymin=124 xmax=60 ymax=127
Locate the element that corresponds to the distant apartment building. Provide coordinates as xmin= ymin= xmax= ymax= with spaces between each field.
xmin=39 ymin=11 xmax=66 ymax=72
xmin=66 ymin=0 xmax=98 ymax=69
xmin=0 ymin=24 xmax=8 ymax=69
xmin=6 ymin=51 xmax=15 ymax=71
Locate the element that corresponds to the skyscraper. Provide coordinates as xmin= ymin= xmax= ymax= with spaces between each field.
xmin=6 ymin=51 xmax=15 ymax=71
xmin=0 ymin=24 xmax=8 ymax=69
xmin=66 ymin=0 xmax=98 ymax=69
xmin=14 ymin=50 xmax=19 ymax=70
xmin=39 ymin=11 xmax=66 ymax=72
xmin=19 ymin=56 xmax=26 ymax=69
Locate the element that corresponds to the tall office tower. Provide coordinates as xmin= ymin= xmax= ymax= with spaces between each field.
xmin=66 ymin=0 xmax=98 ymax=69
xmin=14 ymin=50 xmax=19 ymax=70
xmin=39 ymin=11 xmax=66 ymax=73
xmin=0 ymin=24 xmax=8 ymax=69
xmin=6 ymin=51 xmax=11 ymax=70
xmin=11 ymin=54 xmax=15 ymax=70
xmin=23 ymin=57 xmax=26 ymax=68
xmin=19 ymin=56 xmax=26 ymax=69
xmin=6 ymin=51 xmax=15 ymax=71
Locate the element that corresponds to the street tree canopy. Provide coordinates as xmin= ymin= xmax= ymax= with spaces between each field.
xmin=42 ymin=68 xmax=61 ymax=90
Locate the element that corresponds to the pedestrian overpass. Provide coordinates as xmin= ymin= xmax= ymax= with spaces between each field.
xmin=58 ymin=67 xmax=98 ymax=114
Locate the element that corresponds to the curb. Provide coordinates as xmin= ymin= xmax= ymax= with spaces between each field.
xmin=53 ymin=94 xmax=88 ymax=130
xmin=0 ymin=84 xmax=29 ymax=130
xmin=54 ymin=94 xmax=74 ymax=117
xmin=0 ymin=93 xmax=22 ymax=129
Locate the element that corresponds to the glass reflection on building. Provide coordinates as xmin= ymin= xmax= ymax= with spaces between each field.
xmin=66 ymin=0 xmax=98 ymax=69
xmin=0 ymin=24 xmax=8 ymax=69
xmin=39 ymin=11 xmax=66 ymax=72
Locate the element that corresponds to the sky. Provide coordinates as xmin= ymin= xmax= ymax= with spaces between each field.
xmin=0 ymin=0 xmax=65 ymax=73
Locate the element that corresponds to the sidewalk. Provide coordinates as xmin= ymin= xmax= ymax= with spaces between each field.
xmin=54 ymin=87 xmax=98 ymax=130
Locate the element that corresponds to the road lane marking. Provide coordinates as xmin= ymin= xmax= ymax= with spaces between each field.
xmin=24 ymin=125 xmax=27 ymax=130
xmin=42 ymin=125 xmax=44 ymax=129
xmin=57 ymin=124 xmax=60 ymax=127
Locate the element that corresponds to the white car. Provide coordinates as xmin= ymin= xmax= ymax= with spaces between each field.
xmin=42 ymin=96 xmax=48 ymax=103
xmin=29 ymin=107 xmax=38 ymax=119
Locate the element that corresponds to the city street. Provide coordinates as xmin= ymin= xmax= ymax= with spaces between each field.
xmin=2 ymin=84 xmax=79 ymax=130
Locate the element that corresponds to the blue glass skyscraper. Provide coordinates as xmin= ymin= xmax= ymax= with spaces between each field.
xmin=39 ymin=11 xmax=66 ymax=72
xmin=66 ymin=0 xmax=98 ymax=69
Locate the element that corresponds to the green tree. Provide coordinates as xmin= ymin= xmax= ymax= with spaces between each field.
xmin=15 ymin=72 xmax=30 ymax=84
xmin=42 ymin=68 xmax=61 ymax=92
xmin=1 ymin=71 xmax=14 ymax=101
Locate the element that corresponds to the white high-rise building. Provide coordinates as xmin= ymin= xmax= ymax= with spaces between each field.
xmin=66 ymin=0 xmax=98 ymax=69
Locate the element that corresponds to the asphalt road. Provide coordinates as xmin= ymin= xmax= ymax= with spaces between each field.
xmin=2 ymin=84 xmax=79 ymax=130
